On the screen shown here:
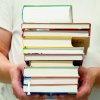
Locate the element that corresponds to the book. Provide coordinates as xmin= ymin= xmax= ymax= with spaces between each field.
xmin=23 ymin=29 xmax=89 ymax=37
xmin=30 ymin=60 xmax=73 ymax=67
xmin=23 ymin=85 xmax=78 ymax=94
xmin=72 ymin=37 xmax=90 ymax=54
xmin=22 ymin=5 xmax=73 ymax=23
xmin=24 ymin=54 xmax=84 ymax=61
xmin=22 ymin=23 xmax=90 ymax=31
xmin=23 ymin=37 xmax=72 ymax=48
xmin=23 ymin=47 xmax=84 ymax=55
xmin=23 ymin=77 xmax=79 ymax=85
xmin=23 ymin=36 xmax=89 ymax=54
xmin=24 ymin=54 xmax=83 ymax=61
xmin=22 ymin=4 xmax=91 ymax=95
xmin=30 ymin=60 xmax=82 ymax=67
xmin=24 ymin=67 xmax=79 ymax=77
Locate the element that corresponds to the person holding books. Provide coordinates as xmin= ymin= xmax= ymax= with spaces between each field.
xmin=0 ymin=0 xmax=100 ymax=100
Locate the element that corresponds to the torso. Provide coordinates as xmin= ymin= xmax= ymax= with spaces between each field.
xmin=1 ymin=0 xmax=100 ymax=100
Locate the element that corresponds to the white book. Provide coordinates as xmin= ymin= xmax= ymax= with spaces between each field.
xmin=30 ymin=60 xmax=73 ymax=67
xmin=23 ymin=47 xmax=84 ymax=55
xmin=23 ymin=30 xmax=89 ymax=37
xmin=24 ymin=67 xmax=79 ymax=77
xmin=24 ymin=77 xmax=78 ymax=85
xmin=24 ymin=54 xmax=83 ymax=61
xmin=22 ymin=23 xmax=90 ymax=29
xmin=22 ymin=5 xmax=73 ymax=23
xmin=23 ymin=85 xmax=78 ymax=93
xmin=23 ymin=38 xmax=72 ymax=47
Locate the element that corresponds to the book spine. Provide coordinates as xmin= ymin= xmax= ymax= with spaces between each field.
xmin=24 ymin=76 xmax=80 ymax=78
xmin=24 ymin=84 xmax=78 ymax=86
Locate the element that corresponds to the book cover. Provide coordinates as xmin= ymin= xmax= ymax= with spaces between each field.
xmin=22 ymin=5 xmax=73 ymax=23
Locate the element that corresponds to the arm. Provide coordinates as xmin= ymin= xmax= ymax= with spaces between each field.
xmin=54 ymin=67 xmax=100 ymax=100
xmin=92 ymin=67 xmax=100 ymax=87
xmin=0 ymin=28 xmax=14 ymax=83
xmin=0 ymin=28 xmax=45 ymax=100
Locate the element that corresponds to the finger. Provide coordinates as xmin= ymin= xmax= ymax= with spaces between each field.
xmin=76 ymin=82 xmax=91 ymax=99
xmin=27 ymin=94 xmax=40 ymax=99
xmin=52 ymin=94 xmax=58 ymax=99
xmin=11 ymin=67 xmax=27 ymax=99
xmin=12 ymin=79 xmax=27 ymax=99
xmin=78 ymin=67 xmax=87 ymax=76
xmin=58 ymin=94 xmax=66 ymax=100
xmin=19 ymin=94 xmax=44 ymax=100
xmin=25 ymin=94 xmax=44 ymax=100
xmin=76 ymin=67 xmax=93 ymax=100
xmin=42 ymin=94 xmax=49 ymax=99
xmin=78 ymin=67 xmax=88 ymax=88
xmin=18 ymin=63 xmax=27 ymax=74
xmin=52 ymin=94 xmax=76 ymax=100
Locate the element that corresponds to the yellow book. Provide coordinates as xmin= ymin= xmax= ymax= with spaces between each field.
xmin=23 ymin=37 xmax=73 ymax=48
xmin=30 ymin=60 xmax=73 ymax=67
xmin=22 ymin=36 xmax=89 ymax=54
xmin=23 ymin=36 xmax=72 ymax=39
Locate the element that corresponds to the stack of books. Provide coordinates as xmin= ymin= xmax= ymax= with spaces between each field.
xmin=22 ymin=5 xmax=91 ymax=95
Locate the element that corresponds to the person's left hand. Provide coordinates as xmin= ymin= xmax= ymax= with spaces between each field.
xmin=9 ymin=64 xmax=49 ymax=100
xmin=52 ymin=67 xmax=97 ymax=100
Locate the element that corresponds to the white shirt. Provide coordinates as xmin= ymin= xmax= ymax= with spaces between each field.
xmin=0 ymin=0 xmax=100 ymax=100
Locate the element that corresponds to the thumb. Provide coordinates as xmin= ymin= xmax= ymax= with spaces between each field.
xmin=17 ymin=63 xmax=27 ymax=74
xmin=78 ymin=67 xmax=87 ymax=76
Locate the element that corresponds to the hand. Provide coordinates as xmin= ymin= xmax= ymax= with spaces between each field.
xmin=9 ymin=64 xmax=48 ymax=100
xmin=52 ymin=67 xmax=96 ymax=100
xmin=76 ymin=67 xmax=96 ymax=100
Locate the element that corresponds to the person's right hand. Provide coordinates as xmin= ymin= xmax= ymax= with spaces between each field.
xmin=9 ymin=64 xmax=48 ymax=100
xmin=51 ymin=67 xmax=97 ymax=100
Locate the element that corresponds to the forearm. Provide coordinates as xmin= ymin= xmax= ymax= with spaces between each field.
xmin=0 ymin=52 xmax=15 ymax=83
xmin=93 ymin=67 xmax=100 ymax=87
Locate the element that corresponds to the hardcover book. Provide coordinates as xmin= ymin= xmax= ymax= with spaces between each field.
xmin=22 ymin=5 xmax=73 ymax=23
xmin=23 ymin=85 xmax=78 ymax=94
xmin=22 ymin=4 xmax=91 ymax=95
xmin=24 ymin=67 xmax=79 ymax=77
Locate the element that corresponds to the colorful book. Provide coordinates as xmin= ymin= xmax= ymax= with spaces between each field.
xmin=22 ymin=4 xmax=91 ymax=95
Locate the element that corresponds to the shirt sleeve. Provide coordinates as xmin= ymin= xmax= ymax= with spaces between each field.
xmin=0 ymin=0 xmax=13 ymax=32
xmin=83 ymin=48 xmax=100 ymax=67
xmin=83 ymin=23 xmax=100 ymax=67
